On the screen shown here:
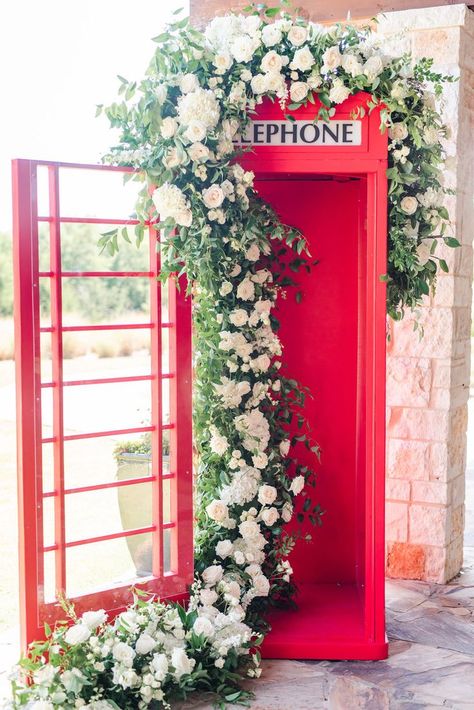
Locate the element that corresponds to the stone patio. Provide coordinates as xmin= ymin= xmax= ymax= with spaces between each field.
xmin=176 ymin=564 xmax=474 ymax=710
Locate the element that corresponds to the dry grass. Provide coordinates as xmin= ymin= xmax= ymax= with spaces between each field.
xmin=0 ymin=314 xmax=150 ymax=361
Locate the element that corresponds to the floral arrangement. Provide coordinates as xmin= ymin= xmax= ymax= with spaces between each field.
xmin=10 ymin=3 xmax=457 ymax=708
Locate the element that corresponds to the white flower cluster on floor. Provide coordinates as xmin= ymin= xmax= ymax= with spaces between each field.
xmin=11 ymin=4 xmax=456 ymax=709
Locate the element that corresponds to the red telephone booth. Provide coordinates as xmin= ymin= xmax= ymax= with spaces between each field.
xmin=240 ymin=92 xmax=388 ymax=660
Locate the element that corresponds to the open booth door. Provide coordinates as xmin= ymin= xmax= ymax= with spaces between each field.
xmin=12 ymin=160 xmax=193 ymax=649
xmin=240 ymin=93 xmax=388 ymax=660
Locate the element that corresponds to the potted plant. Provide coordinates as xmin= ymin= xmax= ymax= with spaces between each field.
xmin=114 ymin=431 xmax=170 ymax=576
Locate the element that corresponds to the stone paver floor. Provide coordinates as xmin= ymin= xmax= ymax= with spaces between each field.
xmin=175 ymin=557 xmax=474 ymax=710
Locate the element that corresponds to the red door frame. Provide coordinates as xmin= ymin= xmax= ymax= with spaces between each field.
xmin=240 ymin=92 xmax=388 ymax=658
xmin=12 ymin=159 xmax=193 ymax=648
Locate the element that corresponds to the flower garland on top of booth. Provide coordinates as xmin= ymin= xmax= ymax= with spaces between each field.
xmin=10 ymin=5 xmax=458 ymax=710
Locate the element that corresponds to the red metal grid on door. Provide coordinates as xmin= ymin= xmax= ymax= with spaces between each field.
xmin=12 ymin=159 xmax=193 ymax=648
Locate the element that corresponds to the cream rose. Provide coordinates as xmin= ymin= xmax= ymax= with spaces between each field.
xmin=184 ymin=120 xmax=207 ymax=143
xmin=171 ymin=648 xmax=196 ymax=680
xmin=261 ymin=507 xmax=279 ymax=526
xmin=220 ymin=281 xmax=233 ymax=296
xmin=363 ymin=55 xmax=384 ymax=82
xmin=258 ymin=484 xmax=277 ymax=505
xmin=203 ymin=184 xmax=225 ymax=209
xmin=245 ymin=244 xmax=260 ymax=261
xmin=188 ymin=142 xmax=210 ymax=162
xmin=279 ymin=439 xmax=291 ymax=456
xmin=342 ymin=53 xmax=363 ymax=77
xmin=81 ymin=609 xmax=107 ymax=630
xmin=290 ymin=46 xmax=315 ymax=72
xmin=135 ymin=633 xmax=156 ymax=655
xmin=416 ymin=240 xmax=433 ymax=265
xmin=400 ymin=195 xmax=418 ymax=215
xmin=388 ymin=122 xmax=408 ymax=142
xmin=261 ymin=50 xmax=285 ymax=74
xmin=290 ymin=81 xmax=309 ymax=103
xmin=423 ymin=126 xmax=440 ymax=145
xmin=287 ymin=25 xmax=308 ymax=47
xmin=229 ymin=309 xmax=248 ymax=327
xmin=237 ymin=278 xmax=255 ymax=301
xmin=193 ymin=616 xmax=214 ymax=638
xmin=179 ymin=73 xmax=199 ymax=94
xmin=213 ymin=52 xmax=232 ymax=74
xmin=262 ymin=23 xmax=282 ymax=47
xmin=329 ymin=78 xmax=351 ymax=104
xmin=64 ymin=624 xmax=91 ymax=645
xmin=206 ymin=499 xmax=229 ymax=523
xmin=200 ymin=588 xmax=218 ymax=606
xmin=322 ymin=45 xmax=342 ymax=73
xmin=215 ymin=539 xmax=234 ymax=558
xmin=251 ymin=73 xmax=267 ymax=95
xmin=160 ymin=116 xmax=178 ymax=139
xmin=201 ymin=564 xmax=224 ymax=586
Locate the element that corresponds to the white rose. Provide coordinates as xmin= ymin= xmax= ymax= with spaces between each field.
xmin=163 ymin=147 xmax=181 ymax=169
xmin=151 ymin=653 xmax=169 ymax=681
xmin=262 ymin=24 xmax=282 ymax=47
xmin=171 ymin=648 xmax=196 ymax=680
xmin=388 ymin=122 xmax=408 ymax=142
xmin=287 ymin=25 xmax=308 ymax=47
xmin=193 ymin=616 xmax=214 ymax=638
xmin=210 ymin=431 xmax=229 ymax=455
xmin=230 ymin=35 xmax=258 ymax=63
xmin=416 ymin=240 xmax=433 ymax=266
xmin=400 ymin=196 xmax=418 ymax=215
xmin=363 ymin=55 xmax=384 ymax=82
xmin=261 ymin=507 xmax=279 ymax=526
xmin=329 ymin=78 xmax=351 ymax=104
xmin=289 ymin=81 xmax=309 ymax=103
xmin=33 ymin=664 xmax=57 ymax=685
xmin=64 ymin=623 xmax=91 ymax=646
xmin=391 ymin=80 xmax=408 ymax=101
xmin=202 ymin=564 xmax=224 ymax=586
xmin=322 ymin=45 xmax=342 ymax=73
xmin=229 ymin=309 xmax=248 ymax=327
xmin=308 ymin=71 xmax=323 ymax=89
xmin=216 ymin=539 xmax=234 ymax=558
xmin=261 ymin=50 xmax=285 ymax=74
xmin=113 ymin=641 xmax=136 ymax=667
xmin=220 ymin=281 xmax=233 ymax=296
xmin=342 ymin=53 xmax=363 ymax=78
xmin=179 ymin=73 xmax=199 ymax=94
xmin=160 ymin=116 xmax=178 ymax=139
xmin=200 ymin=588 xmax=218 ymax=606
xmin=242 ymin=14 xmax=261 ymax=36
xmin=290 ymin=475 xmax=305 ymax=495
xmin=206 ymin=499 xmax=229 ymax=523
xmin=203 ymin=184 xmax=225 ymax=209
xmin=81 ymin=609 xmax=107 ymax=630
xmin=251 ymin=73 xmax=267 ymax=95
xmin=252 ymin=452 xmax=268 ymax=469
xmin=239 ymin=519 xmax=260 ymax=538
xmin=279 ymin=439 xmax=291 ymax=456
xmin=176 ymin=209 xmax=193 ymax=228
xmin=184 ymin=119 xmax=207 ymax=143
xmin=30 ymin=703 xmax=54 ymax=710
xmin=135 ymin=633 xmax=156 ymax=655
xmin=245 ymin=244 xmax=260 ymax=261
xmin=237 ymin=278 xmax=255 ymax=301
xmin=258 ymin=484 xmax=277 ymax=505
xmin=253 ymin=574 xmax=270 ymax=597
xmin=213 ymin=52 xmax=233 ymax=74
xmin=290 ymin=46 xmax=315 ymax=72
xmin=281 ymin=501 xmax=293 ymax=522
xmin=188 ymin=142 xmax=210 ymax=162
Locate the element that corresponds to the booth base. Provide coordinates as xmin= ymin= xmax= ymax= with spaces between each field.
xmin=262 ymin=583 xmax=388 ymax=661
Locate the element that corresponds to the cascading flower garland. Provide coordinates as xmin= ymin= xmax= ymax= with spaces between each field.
xmin=10 ymin=4 xmax=458 ymax=709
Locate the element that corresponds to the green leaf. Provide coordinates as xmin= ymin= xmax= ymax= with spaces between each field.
xmin=265 ymin=7 xmax=281 ymax=17
xmin=438 ymin=258 xmax=449 ymax=273
xmin=444 ymin=237 xmax=460 ymax=248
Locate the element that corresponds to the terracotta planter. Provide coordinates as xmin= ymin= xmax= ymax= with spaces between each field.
xmin=116 ymin=453 xmax=170 ymax=576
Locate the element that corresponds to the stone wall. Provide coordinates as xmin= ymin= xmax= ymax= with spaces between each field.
xmin=382 ymin=5 xmax=474 ymax=582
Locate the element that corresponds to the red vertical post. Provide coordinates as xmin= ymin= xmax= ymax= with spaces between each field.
xmin=149 ymin=226 xmax=163 ymax=579
xmin=48 ymin=166 xmax=67 ymax=594
xmin=168 ymin=279 xmax=193 ymax=583
xmin=12 ymin=159 xmax=43 ymax=647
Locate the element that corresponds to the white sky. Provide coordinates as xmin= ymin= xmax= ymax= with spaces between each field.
xmin=0 ymin=0 xmax=188 ymax=231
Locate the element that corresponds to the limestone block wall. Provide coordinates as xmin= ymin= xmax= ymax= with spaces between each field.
xmin=381 ymin=5 xmax=474 ymax=582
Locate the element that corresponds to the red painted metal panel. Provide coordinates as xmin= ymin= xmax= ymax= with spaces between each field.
xmin=13 ymin=160 xmax=193 ymax=648
xmin=240 ymin=93 xmax=388 ymax=660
